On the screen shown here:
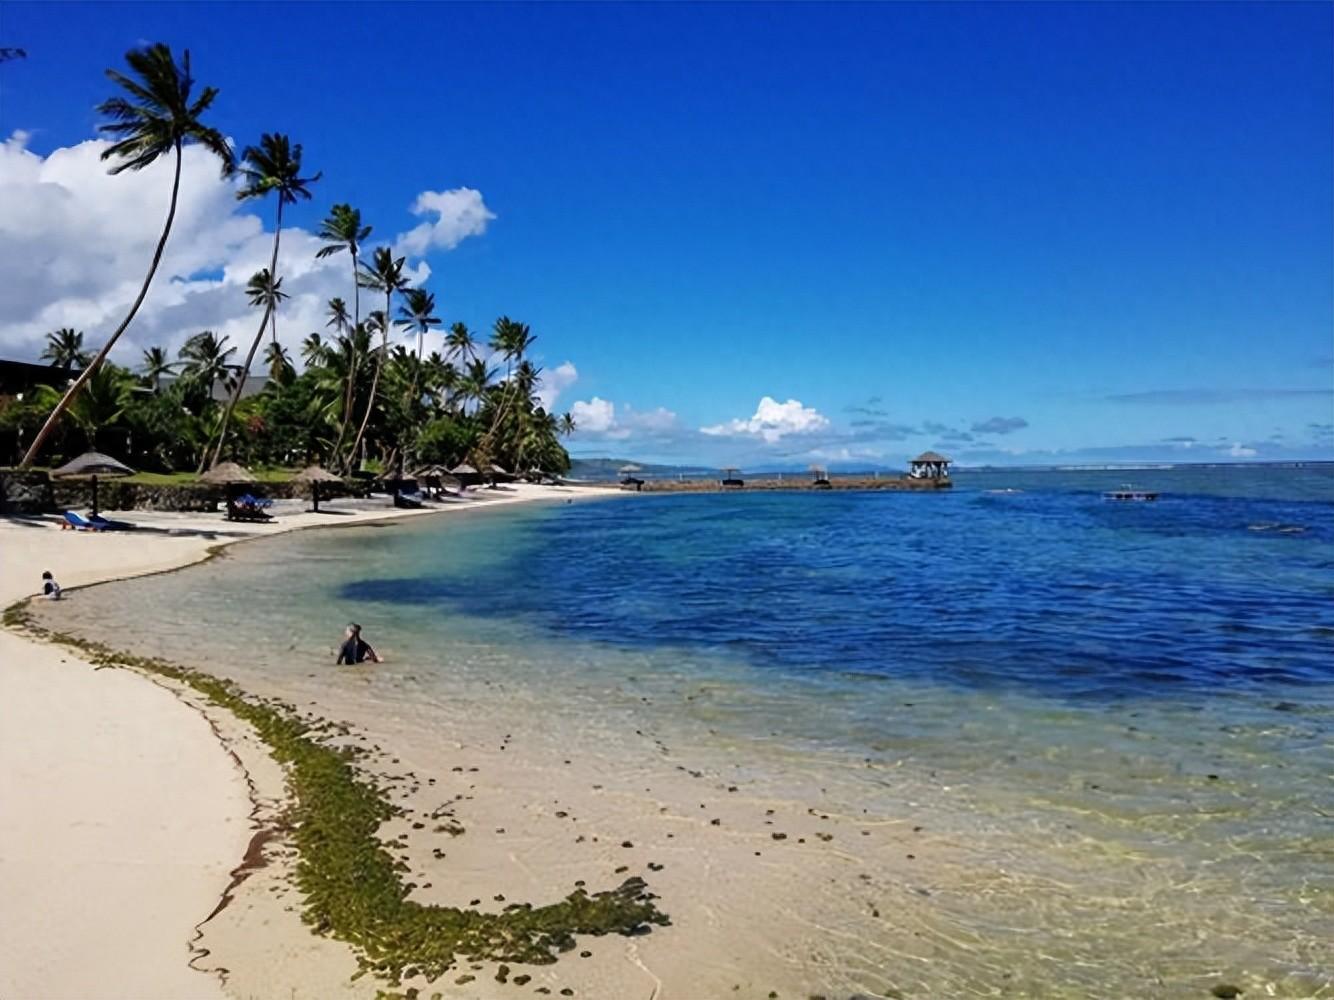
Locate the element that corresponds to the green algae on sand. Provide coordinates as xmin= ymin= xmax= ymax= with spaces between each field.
xmin=5 ymin=598 xmax=669 ymax=987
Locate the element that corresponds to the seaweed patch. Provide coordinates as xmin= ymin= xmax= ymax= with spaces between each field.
xmin=6 ymin=599 xmax=669 ymax=987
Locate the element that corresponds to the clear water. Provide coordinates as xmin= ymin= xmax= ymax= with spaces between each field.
xmin=44 ymin=465 xmax=1334 ymax=997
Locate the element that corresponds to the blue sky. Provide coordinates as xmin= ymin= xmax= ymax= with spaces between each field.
xmin=1 ymin=1 xmax=1330 ymax=466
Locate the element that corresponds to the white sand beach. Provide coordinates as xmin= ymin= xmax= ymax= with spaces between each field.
xmin=0 ymin=484 xmax=600 ymax=999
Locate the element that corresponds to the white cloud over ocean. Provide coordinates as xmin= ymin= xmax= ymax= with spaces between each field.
xmin=702 ymin=396 xmax=831 ymax=443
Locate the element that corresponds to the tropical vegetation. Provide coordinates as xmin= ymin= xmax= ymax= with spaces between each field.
xmin=3 ymin=42 xmax=575 ymax=479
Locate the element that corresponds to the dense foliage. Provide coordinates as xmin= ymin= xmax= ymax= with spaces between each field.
xmin=1 ymin=313 xmax=575 ymax=476
xmin=6 ymin=42 xmax=574 ymax=478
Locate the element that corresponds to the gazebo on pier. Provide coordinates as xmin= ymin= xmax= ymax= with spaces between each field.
xmin=909 ymin=451 xmax=951 ymax=480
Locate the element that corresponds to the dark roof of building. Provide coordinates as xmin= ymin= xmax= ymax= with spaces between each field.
xmin=912 ymin=451 xmax=951 ymax=463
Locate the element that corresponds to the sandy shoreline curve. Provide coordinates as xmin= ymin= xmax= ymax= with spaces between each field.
xmin=0 ymin=483 xmax=608 ymax=1000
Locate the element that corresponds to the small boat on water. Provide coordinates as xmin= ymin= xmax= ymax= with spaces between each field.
xmin=1102 ymin=485 xmax=1160 ymax=502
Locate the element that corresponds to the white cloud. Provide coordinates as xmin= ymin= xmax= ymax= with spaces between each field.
xmin=701 ymin=396 xmax=830 ymax=443
xmin=537 ymin=361 xmax=578 ymax=411
xmin=396 ymin=188 xmax=495 ymax=255
xmin=0 ymin=132 xmax=488 ymax=372
xmin=570 ymin=396 xmax=679 ymax=440
xmin=1226 ymin=442 xmax=1257 ymax=458
xmin=571 ymin=396 xmax=616 ymax=434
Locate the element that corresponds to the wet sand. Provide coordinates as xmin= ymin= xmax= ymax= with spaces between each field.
xmin=0 ymin=483 xmax=607 ymax=999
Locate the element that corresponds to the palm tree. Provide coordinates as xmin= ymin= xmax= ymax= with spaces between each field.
xmin=41 ymin=328 xmax=87 ymax=372
xmin=210 ymin=133 xmax=319 ymax=466
xmin=317 ymin=206 xmax=372 ymax=470
xmin=445 ymin=321 xmax=479 ymax=368
xmin=347 ymin=247 xmax=408 ymax=469
xmin=301 ymin=332 xmax=326 ymax=367
xmin=178 ymin=330 xmax=236 ymax=400
xmin=316 ymin=204 xmax=370 ymax=327
xmin=140 ymin=345 xmax=176 ymax=391
xmin=482 ymin=316 xmax=536 ymax=450
xmin=396 ymin=287 xmax=442 ymax=390
xmin=263 ymin=340 xmax=294 ymax=385
xmin=324 ymin=295 xmax=357 ymax=464
xmin=559 ymin=412 xmax=576 ymax=438
xmin=394 ymin=287 xmax=442 ymax=470
xmin=21 ymin=43 xmax=232 ymax=466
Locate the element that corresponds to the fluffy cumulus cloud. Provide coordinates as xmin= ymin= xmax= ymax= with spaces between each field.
xmin=396 ymin=188 xmax=495 ymax=255
xmin=701 ymin=396 xmax=830 ymax=443
xmin=0 ymin=131 xmax=486 ymax=368
xmin=570 ymin=397 xmax=679 ymax=441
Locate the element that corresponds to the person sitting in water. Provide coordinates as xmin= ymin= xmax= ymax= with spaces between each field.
xmin=41 ymin=570 xmax=61 ymax=600
xmin=336 ymin=623 xmax=380 ymax=664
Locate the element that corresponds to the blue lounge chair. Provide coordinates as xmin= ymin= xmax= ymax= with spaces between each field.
xmin=89 ymin=513 xmax=135 ymax=531
xmin=62 ymin=510 xmax=99 ymax=531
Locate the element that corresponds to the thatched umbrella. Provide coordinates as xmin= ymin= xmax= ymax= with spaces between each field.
xmin=617 ymin=464 xmax=642 ymax=475
xmin=450 ymin=463 xmax=477 ymax=475
xmin=293 ymin=464 xmax=342 ymax=512
xmin=200 ymin=461 xmax=256 ymax=485
xmin=51 ymin=451 xmax=134 ymax=517
xmin=201 ymin=461 xmax=257 ymax=517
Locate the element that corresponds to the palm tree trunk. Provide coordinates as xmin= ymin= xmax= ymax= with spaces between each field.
xmin=208 ymin=199 xmax=284 ymax=469
xmin=330 ymin=250 xmax=359 ymax=471
xmin=20 ymin=141 xmax=183 ymax=468
xmin=346 ymin=289 xmax=390 ymax=473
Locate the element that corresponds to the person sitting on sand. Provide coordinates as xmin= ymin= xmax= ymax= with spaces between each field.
xmin=336 ymin=623 xmax=380 ymax=665
xmin=41 ymin=570 xmax=61 ymax=600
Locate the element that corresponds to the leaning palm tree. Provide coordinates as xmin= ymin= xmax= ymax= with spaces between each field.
xmin=139 ymin=345 xmax=176 ymax=391
xmin=346 ymin=247 xmax=408 ymax=469
xmin=559 ymin=411 xmax=576 ymax=438
xmin=481 ymin=316 xmax=536 ymax=450
xmin=209 ymin=133 xmax=319 ymax=466
xmin=21 ymin=43 xmax=232 ymax=466
xmin=41 ymin=328 xmax=87 ymax=372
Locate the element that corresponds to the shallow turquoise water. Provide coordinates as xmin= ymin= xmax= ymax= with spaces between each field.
xmin=44 ymin=466 xmax=1334 ymax=995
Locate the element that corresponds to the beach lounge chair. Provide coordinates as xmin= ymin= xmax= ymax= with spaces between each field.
xmin=62 ymin=510 xmax=100 ymax=531
xmin=225 ymin=498 xmax=274 ymax=523
xmin=89 ymin=513 xmax=135 ymax=531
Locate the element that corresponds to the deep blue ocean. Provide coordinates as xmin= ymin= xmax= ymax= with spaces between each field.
xmin=347 ymin=465 xmax=1334 ymax=702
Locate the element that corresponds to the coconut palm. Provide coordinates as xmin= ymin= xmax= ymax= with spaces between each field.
xmin=42 ymin=328 xmax=88 ymax=372
xmin=263 ymin=340 xmax=294 ymax=385
xmin=316 ymin=204 xmax=370 ymax=326
xmin=445 ymin=321 xmax=479 ymax=368
xmin=139 ymin=345 xmax=177 ymax=391
xmin=178 ymin=330 xmax=236 ymax=400
xmin=21 ymin=43 xmax=232 ymax=466
xmin=347 ymin=247 xmax=408 ymax=468
xmin=210 ymin=133 xmax=319 ymax=466
xmin=396 ymin=287 xmax=442 ymax=391
xmin=301 ymin=332 xmax=327 ymax=367
xmin=559 ymin=412 xmax=576 ymax=437
xmin=481 ymin=316 xmax=536 ymax=448
xmin=324 ymin=295 xmax=357 ymax=464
